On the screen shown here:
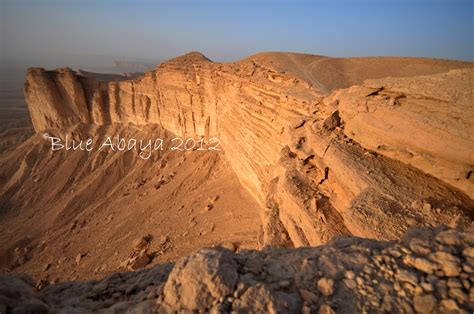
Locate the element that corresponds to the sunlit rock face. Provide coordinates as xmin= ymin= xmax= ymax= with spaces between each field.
xmin=25 ymin=52 xmax=319 ymax=206
xmin=24 ymin=52 xmax=474 ymax=246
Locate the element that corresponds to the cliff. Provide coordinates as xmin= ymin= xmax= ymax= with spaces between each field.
xmin=24 ymin=53 xmax=321 ymax=205
xmin=23 ymin=52 xmax=474 ymax=248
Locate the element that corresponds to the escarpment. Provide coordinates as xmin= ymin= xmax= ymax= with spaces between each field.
xmin=23 ymin=52 xmax=474 ymax=247
xmin=25 ymin=52 xmax=319 ymax=205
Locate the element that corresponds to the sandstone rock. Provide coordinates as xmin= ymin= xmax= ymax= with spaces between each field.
xmin=334 ymin=69 xmax=474 ymax=198
xmin=421 ymin=282 xmax=433 ymax=292
xmin=291 ymin=117 xmax=307 ymax=129
xmin=75 ymin=253 xmax=83 ymax=264
xmin=409 ymin=238 xmax=432 ymax=256
xmin=132 ymin=234 xmax=153 ymax=250
xmin=447 ymin=278 xmax=462 ymax=289
xmin=121 ymin=234 xmax=156 ymax=270
xmin=448 ymin=288 xmax=468 ymax=303
xmin=430 ymin=252 xmax=460 ymax=277
xmin=317 ymin=277 xmax=334 ymax=297
xmin=204 ymin=203 xmax=213 ymax=211
xmin=127 ymin=252 xmax=152 ymax=270
xmin=233 ymin=283 xmax=300 ymax=313
xmin=462 ymin=247 xmax=474 ymax=258
xmin=344 ymin=270 xmax=355 ymax=279
xmin=404 ymin=256 xmax=437 ymax=274
xmin=158 ymin=235 xmax=169 ymax=246
xmin=439 ymin=299 xmax=460 ymax=312
xmin=422 ymin=202 xmax=432 ymax=213
xmin=397 ymin=269 xmax=418 ymax=285
xmin=163 ymin=248 xmax=238 ymax=310
xmin=461 ymin=229 xmax=474 ymax=245
xmin=413 ymin=293 xmax=437 ymax=313
xmin=322 ymin=110 xmax=341 ymax=132
xmin=1 ymin=227 xmax=474 ymax=312
xmin=319 ymin=303 xmax=335 ymax=314
xmin=12 ymin=247 xmax=29 ymax=267
xmin=220 ymin=242 xmax=237 ymax=252
xmin=435 ymin=230 xmax=461 ymax=246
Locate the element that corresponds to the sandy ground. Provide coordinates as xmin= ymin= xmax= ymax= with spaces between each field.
xmin=0 ymin=124 xmax=261 ymax=282
xmin=0 ymin=66 xmax=255 ymax=284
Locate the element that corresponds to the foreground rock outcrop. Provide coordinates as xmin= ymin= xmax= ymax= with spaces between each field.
xmin=22 ymin=52 xmax=474 ymax=249
xmin=2 ymin=226 xmax=473 ymax=313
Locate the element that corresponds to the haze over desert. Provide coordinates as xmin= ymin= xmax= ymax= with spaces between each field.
xmin=1 ymin=0 xmax=473 ymax=313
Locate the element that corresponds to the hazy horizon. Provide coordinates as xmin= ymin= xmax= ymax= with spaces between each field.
xmin=1 ymin=0 xmax=473 ymax=70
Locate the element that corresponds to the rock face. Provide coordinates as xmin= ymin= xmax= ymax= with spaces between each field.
xmin=23 ymin=52 xmax=474 ymax=248
xmin=163 ymin=248 xmax=239 ymax=309
xmin=269 ymin=68 xmax=474 ymax=246
xmin=332 ymin=69 xmax=474 ymax=197
xmin=2 ymin=226 xmax=474 ymax=313
xmin=25 ymin=52 xmax=318 ymax=205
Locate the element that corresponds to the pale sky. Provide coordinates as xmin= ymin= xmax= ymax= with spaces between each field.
xmin=1 ymin=0 xmax=473 ymax=68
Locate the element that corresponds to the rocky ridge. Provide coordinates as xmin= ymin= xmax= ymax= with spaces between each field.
xmin=2 ymin=226 xmax=474 ymax=313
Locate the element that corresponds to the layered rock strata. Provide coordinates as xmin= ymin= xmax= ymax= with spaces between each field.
xmin=23 ymin=52 xmax=474 ymax=247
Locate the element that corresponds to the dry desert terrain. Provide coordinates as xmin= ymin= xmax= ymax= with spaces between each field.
xmin=1 ymin=52 xmax=473 ymax=313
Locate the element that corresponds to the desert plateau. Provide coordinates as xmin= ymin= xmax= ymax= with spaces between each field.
xmin=1 ymin=0 xmax=473 ymax=313
xmin=1 ymin=51 xmax=473 ymax=313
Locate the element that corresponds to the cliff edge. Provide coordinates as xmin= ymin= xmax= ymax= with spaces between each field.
xmin=22 ymin=52 xmax=474 ymax=248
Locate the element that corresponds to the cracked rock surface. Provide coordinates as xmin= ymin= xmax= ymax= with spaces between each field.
xmin=2 ymin=226 xmax=474 ymax=313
